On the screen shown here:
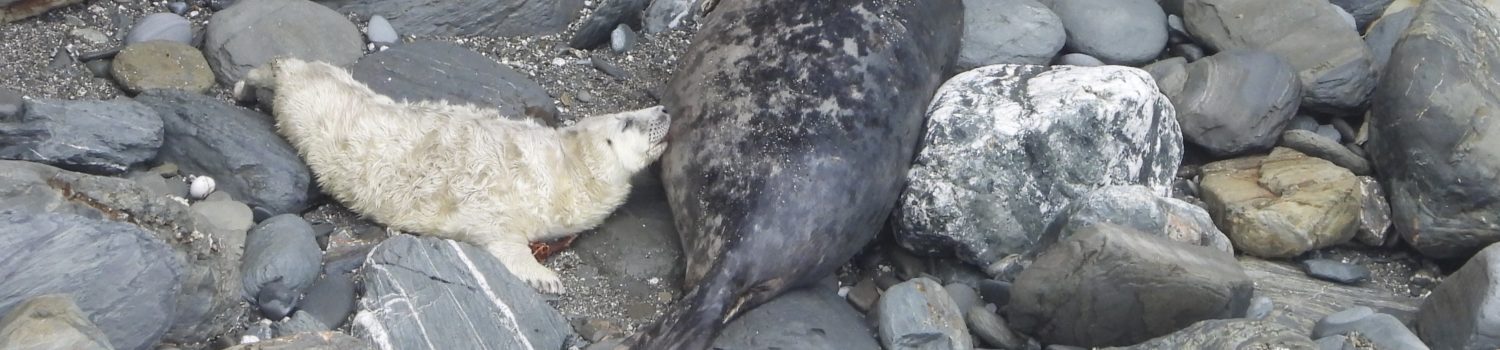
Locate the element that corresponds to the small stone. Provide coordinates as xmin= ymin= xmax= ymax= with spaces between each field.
xmin=365 ymin=15 xmax=397 ymax=44
xmin=1246 ymin=296 xmax=1274 ymax=319
xmin=1056 ymin=53 xmax=1105 ymax=66
xmin=946 ymin=283 xmax=980 ymax=315
xmin=967 ymin=306 xmax=1023 ymax=350
xmin=577 ymin=91 xmax=594 ymax=103
xmin=846 ymin=278 xmax=880 ymax=312
xmin=572 ymin=318 xmax=622 ymax=342
xmin=70 ymin=27 xmax=110 ymax=45
xmin=1317 ymin=124 xmax=1343 ymax=143
xmin=127 ymin=13 xmax=192 ymax=44
xmin=111 ymin=41 xmax=216 ymax=94
xmin=592 ymin=58 xmax=631 ymax=80
xmin=1302 ymin=259 xmax=1371 ymax=285
xmin=610 ymin=24 xmax=637 ymax=53
xmin=168 ymin=2 xmax=188 ymax=14
xmin=878 ymin=277 xmax=971 ymax=349
xmin=1171 ymin=43 xmax=1205 ymax=61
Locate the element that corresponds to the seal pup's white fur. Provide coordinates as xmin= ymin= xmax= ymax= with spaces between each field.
xmin=234 ymin=58 xmax=670 ymax=294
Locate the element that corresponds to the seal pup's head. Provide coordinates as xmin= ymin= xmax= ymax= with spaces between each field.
xmin=565 ymin=106 xmax=672 ymax=177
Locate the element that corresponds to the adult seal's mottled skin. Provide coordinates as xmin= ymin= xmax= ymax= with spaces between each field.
xmin=628 ymin=0 xmax=963 ymax=348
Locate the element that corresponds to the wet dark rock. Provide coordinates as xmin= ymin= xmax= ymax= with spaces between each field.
xmin=241 ymin=214 xmax=323 ymax=319
xmin=297 ymin=247 xmax=364 ymax=329
xmin=712 ymin=286 xmax=880 ymax=350
xmin=1169 ymin=50 xmax=1302 ymax=157
xmin=1366 ymin=0 xmax=1500 ymax=259
xmin=1328 ymin=0 xmax=1397 ymax=30
xmin=876 ymin=277 xmax=970 ymax=350
xmin=1301 ymin=259 xmax=1372 ymax=285
xmin=1010 ymin=225 xmax=1252 ymax=347
xmin=968 ymin=307 xmax=1023 ymax=350
xmin=135 ymin=90 xmax=314 ymax=216
xmin=1364 ymin=8 xmax=1417 ymax=79
xmin=979 ymin=280 xmax=1011 ymax=309
xmin=1416 ymin=242 xmax=1500 ymax=350
xmin=347 ymin=41 xmax=559 ymax=126
xmin=0 ymin=98 xmax=162 ymax=175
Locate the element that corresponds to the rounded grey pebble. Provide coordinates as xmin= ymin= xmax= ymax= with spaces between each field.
xmin=1056 ymin=53 xmax=1105 ymax=66
xmin=1290 ymin=115 xmax=1320 ymax=132
xmin=1246 ymin=295 xmax=1274 ymax=319
xmin=610 ymin=24 xmax=637 ymax=53
xmin=126 ymin=13 xmax=192 ymax=44
xmin=1316 ymin=124 xmax=1343 ymax=143
xmin=366 ymin=15 xmax=398 ymax=44
xmin=1313 ymin=306 xmax=1375 ymax=338
xmin=167 ymin=2 xmax=188 ymax=14
xmin=1302 ymin=259 xmax=1372 ymax=285
xmin=1171 ymin=43 xmax=1205 ymax=61
xmin=1167 ymin=14 xmax=1186 ymax=36
xmin=946 ymin=283 xmax=981 ymax=315
xmin=1050 ymin=0 xmax=1168 ymax=65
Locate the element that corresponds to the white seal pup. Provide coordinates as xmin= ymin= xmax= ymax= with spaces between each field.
xmin=233 ymin=58 xmax=670 ymax=294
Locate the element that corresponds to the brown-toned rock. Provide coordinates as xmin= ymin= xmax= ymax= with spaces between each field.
xmin=111 ymin=41 xmax=216 ymax=94
xmin=1200 ymin=147 xmax=1360 ymax=258
xmin=1 ymin=0 xmax=83 ymax=23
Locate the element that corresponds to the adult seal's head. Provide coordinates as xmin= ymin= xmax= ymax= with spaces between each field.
xmin=627 ymin=0 xmax=964 ymax=348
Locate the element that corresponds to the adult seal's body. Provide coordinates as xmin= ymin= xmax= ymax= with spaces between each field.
xmin=631 ymin=0 xmax=963 ymax=348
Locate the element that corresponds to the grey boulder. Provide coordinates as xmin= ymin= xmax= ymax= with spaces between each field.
xmin=351 ymin=235 xmax=577 ymax=349
xmin=0 ymin=213 xmax=182 ymax=350
xmin=1313 ymin=308 xmax=1429 ymax=350
xmin=1048 ymin=0 xmax=1169 ymax=66
xmin=1008 ymin=225 xmax=1253 ymax=347
xmin=1170 ymin=50 xmax=1302 ymax=157
xmin=1045 ymin=185 xmax=1232 ymax=253
xmin=711 ymin=286 xmax=880 ymax=350
xmin=318 ymin=0 xmax=583 ymax=38
xmin=0 ymin=294 xmax=115 ymax=350
xmin=0 ymin=98 xmax=162 ymax=175
xmin=203 ymin=0 xmax=363 ymax=86
xmin=1364 ymin=8 xmax=1417 ymax=80
xmin=240 ymin=214 xmax=323 ymax=320
xmin=876 ymin=277 xmax=971 ymax=350
xmin=895 ymin=64 xmax=1181 ymax=271
xmin=1365 ymin=0 xmax=1500 ymax=259
xmin=958 ymin=0 xmax=1065 ymax=68
xmin=1183 ymin=0 xmax=1378 ymax=114
xmin=135 ymin=90 xmax=314 ymax=217
xmin=126 ymin=13 xmax=191 ymax=44
xmin=1416 ymin=242 xmax=1500 ymax=350
xmin=348 ymin=41 xmax=559 ymax=126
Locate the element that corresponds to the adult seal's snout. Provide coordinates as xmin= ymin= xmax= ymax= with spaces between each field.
xmin=628 ymin=0 xmax=965 ymax=349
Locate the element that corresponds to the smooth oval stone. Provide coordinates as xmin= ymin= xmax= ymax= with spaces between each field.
xmin=366 ymin=15 xmax=397 ymax=44
xmin=126 ymin=13 xmax=192 ymax=44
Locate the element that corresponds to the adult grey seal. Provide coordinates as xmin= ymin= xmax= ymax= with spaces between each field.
xmin=627 ymin=0 xmax=964 ymax=348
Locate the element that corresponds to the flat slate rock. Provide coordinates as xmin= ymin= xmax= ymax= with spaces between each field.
xmin=711 ymin=286 xmax=880 ymax=350
xmin=0 ymin=160 xmax=249 ymax=346
xmin=0 ymin=212 xmax=183 ymax=350
xmin=317 ymin=0 xmax=584 ymax=38
xmin=347 ymin=41 xmax=559 ymax=126
xmin=203 ymin=0 xmax=363 ymax=86
xmin=1241 ymin=257 xmax=1420 ymax=333
xmin=1099 ymin=319 xmax=1317 ymax=349
xmin=352 ymin=235 xmax=577 ymax=350
xmin=135 ymin=90 xmax=314 ymax=216
xmin=1301 ymin=259 xmax=1372 ymax=285
xmin=895 ymin=64 xmax=1181 ymax=271
xmin=0 ymin=98 xmax=162 ymax=175
xmin=1366 ymin=0 xmax=1500 ymax=259
xmin=0 ymin=294 xmax=114 ymax=350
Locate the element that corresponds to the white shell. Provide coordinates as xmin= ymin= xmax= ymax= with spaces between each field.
xmin=189 ymin=176 xmax=216 ymax=200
